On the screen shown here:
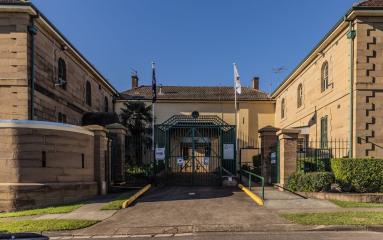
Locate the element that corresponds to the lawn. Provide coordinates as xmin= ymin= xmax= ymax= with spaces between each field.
xmin=0 ymin=219 xmax=98 ymax=233
xmin=331 ymin=200 xmax=383 ymax=208
xmin=282 ymin=212 xmax=383 ymax=225
xmin=0 ymin=203 xmax=83 ymax=218
xmin=101 ymin=190 xmax=137 ymax=210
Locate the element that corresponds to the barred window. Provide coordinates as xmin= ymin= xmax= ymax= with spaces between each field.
xmin=281 ymin=98 xmax=286 ymax=119
xmin=321 ymin=61 xmax=329 ymax=92
xmin=104 ymin=96 xmax=109 ymax=112
xmin=58 ymin=58 xmax=67 ymax=89
xmin=297 ymin=83 xmax=303 ymax=108
xmin=86 ymin=81 xmax=92 ymax=106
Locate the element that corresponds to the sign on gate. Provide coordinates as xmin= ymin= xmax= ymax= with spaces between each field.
xmin=203 ymin=157 xmax=210 ymax=165
xmin=176 ymin=157 xmax=184 ymax=166
xmin=270 ymin=152 xmax=277 ymax=164
xmin=155 ymin=147 xmax=165 ymax=161
xmin=223 ymin=144 xmax=234 ymax=159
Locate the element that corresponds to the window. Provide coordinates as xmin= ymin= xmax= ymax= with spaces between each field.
xmin=86 ymin=81 xmax=92 ymax=106
xmin=81 ymin=153 xmax=85 ymax=169
xmin=58 ymin=58 xmax=67 ymax=89
xmin=104 ymin=96 xmax=109 ymax=112
xmin=281 ymin=98 xmax=286 ymax=119
xmin=320 ymin=116 xmax=328 ymax=148
xmin=321 ymin=61 xmax=329 ymax=92
xmin=42 ymin=151 xmax=46 ymax=168
xmin=57 ymin=112 xmax=67 ymax=123
xmin=297 ymin=83 xmax=303 ymax=108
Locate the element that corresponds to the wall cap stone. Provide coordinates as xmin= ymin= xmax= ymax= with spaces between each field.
xmin=84 ymin=125 xmax=108 ymax=133
xmin=259 ymin=125 xmax=279 ymax=134
xmin=277 ymin=128 xmax=300 ymax=139
xmin=106 ymin=123 xmax=127 ymax=131
xmin=0 ymin=120 xmax=94 ymax=136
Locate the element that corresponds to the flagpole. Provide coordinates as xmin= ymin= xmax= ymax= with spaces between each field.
xmin=151 ymin=61 xmax=156 ymax=167
xmin=233 ymin=63 xmax=239 ymax=165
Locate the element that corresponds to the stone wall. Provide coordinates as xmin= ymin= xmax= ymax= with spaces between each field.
xmin=0 ymin=120 xmax=109 ymax=211
xmin=354 ymin=17 xmax=383 ymax=158
xmin=0 ymin=12 xmax=29 ymax=120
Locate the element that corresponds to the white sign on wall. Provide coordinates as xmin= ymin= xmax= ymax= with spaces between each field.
xmin=177 ymin=157 xmax=184 ymax=166
xmin=203 ymin=157 xmax=210 ymax=165
xmin=270 ymin=152 xmax=277 ymax=164
xmin=223 ymin=144 xmax=234 ymax=160
xmin=155 ymin=148 xmax=165 ymax=161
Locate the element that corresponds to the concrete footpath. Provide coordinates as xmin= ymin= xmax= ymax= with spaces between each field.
xmin=38 ymin=186 xmax=383 ymax=237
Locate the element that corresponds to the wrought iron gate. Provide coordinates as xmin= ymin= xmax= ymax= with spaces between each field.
xmin=154 ymin=115 xmax=236 ymax=186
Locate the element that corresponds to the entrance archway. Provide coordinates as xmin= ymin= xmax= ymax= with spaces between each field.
xmin=154 ymin=115 xmax=236 ymax=186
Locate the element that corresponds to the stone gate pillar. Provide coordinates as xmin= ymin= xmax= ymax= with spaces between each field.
xmin=259 ymin=126 xmax=279 ymax=184
xmin=85 ymin=125 xmax=109 ymax=195
xmin=277 ymin=129 xmax=300 ymax=187
xmin=106 ymin=123 xmax=127 ymax=184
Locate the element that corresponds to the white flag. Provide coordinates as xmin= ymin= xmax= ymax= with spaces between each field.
xmin=233 ymin=63 xmax=241 ymax=94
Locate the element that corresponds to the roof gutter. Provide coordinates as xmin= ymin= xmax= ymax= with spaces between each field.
xmin=271 ymin=6 xmax=383 ymax=98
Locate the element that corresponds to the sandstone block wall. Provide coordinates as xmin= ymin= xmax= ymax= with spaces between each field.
xmin=0 ymin=12 xmax=29 ymax=120
xmin=0 ymin=9 xmax=117 ymax=125
xmin=0 ymin=121 xmax=104 ymax=211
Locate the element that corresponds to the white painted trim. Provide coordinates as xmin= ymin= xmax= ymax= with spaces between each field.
xmin=0 ymin=120 xmax=94 ymax=136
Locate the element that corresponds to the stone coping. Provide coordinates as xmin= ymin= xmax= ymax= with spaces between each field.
xmin=0 ymin=120 xmax=94 ymax=136
xmin=300 ymin=191 xmax=383 ymax=203
xmin=0 ymin=182 xmax=97 ymax=186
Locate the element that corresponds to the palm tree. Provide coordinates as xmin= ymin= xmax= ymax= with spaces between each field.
xmin=120 ymin=101 xmax=152 ymax=165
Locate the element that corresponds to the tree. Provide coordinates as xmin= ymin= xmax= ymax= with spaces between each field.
xmin=120 ymin=101 xmax=152 ymax=165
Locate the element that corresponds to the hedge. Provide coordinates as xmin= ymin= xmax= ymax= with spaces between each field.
xmin=286 ymin=172 xmax=334 ymax=192
xmin=331 ymin=158 xmax=383 ymax=193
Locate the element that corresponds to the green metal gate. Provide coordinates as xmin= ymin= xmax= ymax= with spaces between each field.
xmin=154 ymin=115 xmax=236 ymax=186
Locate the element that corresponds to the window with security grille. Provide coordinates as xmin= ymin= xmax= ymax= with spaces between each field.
xmin=321 ymin=61 xmax=329 ymax=92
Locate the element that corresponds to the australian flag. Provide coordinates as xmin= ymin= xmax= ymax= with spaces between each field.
xmin=152 ymin=61 xmax=157 ymax=103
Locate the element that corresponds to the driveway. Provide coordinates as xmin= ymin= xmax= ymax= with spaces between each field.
xmin=77 ymin=186 xmax=293 ymax=235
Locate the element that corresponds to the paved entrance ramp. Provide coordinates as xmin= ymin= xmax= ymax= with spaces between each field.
xmin=77 ymin=186 xmax=294 ymax=235
xmin=255 ymin=187 xmax=339 ymax=211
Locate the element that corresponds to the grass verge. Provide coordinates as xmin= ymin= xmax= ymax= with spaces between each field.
xmin=0 ymin=219 xmax=98 ymax=233
xmin=0 ymin=204 xmax=83 ymax=218
xmin=331 ymin=200 xmax=383 ymax=208
xmin=282 ymin=212 xmax=383 ymax=225
xmin=101 ymin=190 xmax=137 ymax=210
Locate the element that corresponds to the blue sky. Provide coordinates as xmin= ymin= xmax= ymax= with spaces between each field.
xmin=32 ymin=0 xmax=356 ymax=93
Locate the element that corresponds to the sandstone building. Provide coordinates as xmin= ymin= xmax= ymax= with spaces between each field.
xmin=272 ymin=0 xmax=383 ymax=158
xmin=0 ymin=0 xmax=118 ymax=125
xmin=1 ymin=0 xmax=383 ymax=210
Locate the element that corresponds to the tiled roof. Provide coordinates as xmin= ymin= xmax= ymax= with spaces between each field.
xmin=120 ymin=85 xmax=271 ymax=101
xmin=355 ymin=0 xmax=383 ymax=7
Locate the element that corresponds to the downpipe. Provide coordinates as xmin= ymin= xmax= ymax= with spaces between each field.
xmin=28 ymin=15 xmax=38 ymax=120
xmin=346 ymin=19 xmax=356 ymax=158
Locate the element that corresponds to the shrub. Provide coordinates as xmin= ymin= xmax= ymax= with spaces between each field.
xmin=331 ymin=158 xmax=383 ymax=193
xmin=82 ymin=112 xmax=120 ymax=127
xmin=286 ymin=172 xmax=334 ymax=192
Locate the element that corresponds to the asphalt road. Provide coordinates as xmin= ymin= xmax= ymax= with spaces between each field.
xmin=71 ymin=231 xmax=383 ymax=240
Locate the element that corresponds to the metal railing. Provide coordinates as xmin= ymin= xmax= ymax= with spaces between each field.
xmin=239 ymin=169 xmax=265 ymax=200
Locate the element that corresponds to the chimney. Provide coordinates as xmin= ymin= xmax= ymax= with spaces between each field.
xmin=131 ymin=73 xmax=138 ymax=89
xmin=252 ymin=76 xmax=259 ymax=90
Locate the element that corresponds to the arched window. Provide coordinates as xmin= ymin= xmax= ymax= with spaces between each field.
xmin=104 ymin=96 xmax=109 ymax=112
xmin=281 ymin=98 xmax=286 ymax=119
xmin=297 ymin=83 xmax=303 ymax=108
xmin=86 ymin=81 xmax=92 ymax=106
xmin=321 ymin=61 xmax=329 ymax=92
xmin=58 ymin=58 xmax=67 ymax=89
